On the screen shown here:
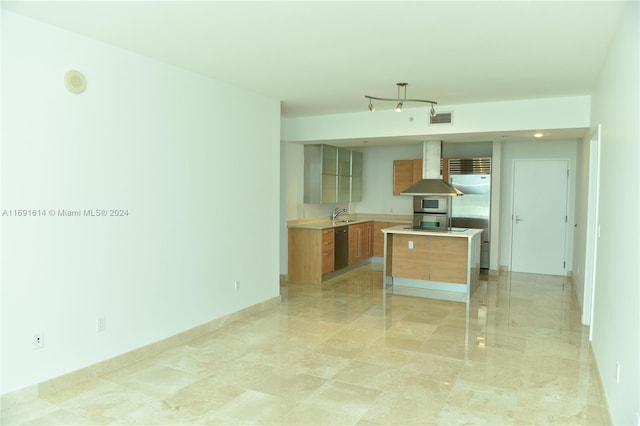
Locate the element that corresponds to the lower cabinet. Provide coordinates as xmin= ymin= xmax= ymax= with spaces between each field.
xmin=374 ymin=222 xmax=410 ymax=257
xmin=348 ymin=221 xmax=374 ymax=265
xmin=390 ymin=233 xmax=468 ymax=284
xmin=429 ymin=235 xmax=468 ymax=283
xmin=365 ymin=222 xmax=374 ymax=258
xmin=289 ymin=221 xmax=397 ymax=284
xmin=288 ymin=228 xmax=334 ymax=284
xmin=321 ymin=229 xmax=334 ymax=274
xmin=349 ymin=223 xmax=366 ymax=265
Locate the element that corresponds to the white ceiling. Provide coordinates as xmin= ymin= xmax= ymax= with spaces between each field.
xmin=2 ymin=1 xmax=627 ymax=143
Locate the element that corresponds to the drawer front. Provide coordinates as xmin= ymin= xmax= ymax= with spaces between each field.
xmin=322 ymin=249 xmax=334 ymax=273
xmin=322 ymin=229 xmax=334 ymax=273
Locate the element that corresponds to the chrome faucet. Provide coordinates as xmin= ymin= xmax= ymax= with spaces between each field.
xmin=331 ymin=207 xmax=348 ymax=221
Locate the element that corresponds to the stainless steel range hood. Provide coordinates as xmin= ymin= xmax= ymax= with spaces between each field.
xmin=401 ymin=178 xmax=463 ymax=196
xmin=400 ymin=141 xmax=463 ymax=196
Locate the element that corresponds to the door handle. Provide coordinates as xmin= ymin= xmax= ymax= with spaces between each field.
xmin=515 ymin=216 xmax=524 ymax=224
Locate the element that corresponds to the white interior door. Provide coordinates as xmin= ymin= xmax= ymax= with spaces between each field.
xmin=511 ymin=159 xmax=569 ymax=275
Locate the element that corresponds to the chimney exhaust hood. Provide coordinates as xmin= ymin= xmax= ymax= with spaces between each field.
xmin=400 ymin=141 xmax=463 ymax=196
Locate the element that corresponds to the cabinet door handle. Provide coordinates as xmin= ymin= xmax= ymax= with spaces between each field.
xmin=357 ymin=228 xmax=362 ymax=257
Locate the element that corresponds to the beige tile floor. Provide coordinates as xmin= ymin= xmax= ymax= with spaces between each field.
xmin=2 ymin=264 xmax=610 ymax=425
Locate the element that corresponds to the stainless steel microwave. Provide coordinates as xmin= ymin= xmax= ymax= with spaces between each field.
xmin=413 ymin=196 xmax=449 ymax=214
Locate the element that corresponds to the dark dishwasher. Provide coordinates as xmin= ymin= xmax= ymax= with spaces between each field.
xmin=334 ymin=226 xmax=349 ymax=270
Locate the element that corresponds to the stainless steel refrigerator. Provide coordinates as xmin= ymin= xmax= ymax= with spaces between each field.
xmin=448 ymin=158 xmax=491 ymax=269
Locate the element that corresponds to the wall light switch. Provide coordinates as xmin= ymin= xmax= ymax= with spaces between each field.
xmin=408 ymin=241 xmax=414 ymax=249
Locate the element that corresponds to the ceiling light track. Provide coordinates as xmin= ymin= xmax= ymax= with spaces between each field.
xmin=365 ymin=82 xmax=438 ymax=117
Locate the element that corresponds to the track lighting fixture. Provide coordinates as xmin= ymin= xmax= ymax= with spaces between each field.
xmin=365 ymin=82 xmax=437 ymax=117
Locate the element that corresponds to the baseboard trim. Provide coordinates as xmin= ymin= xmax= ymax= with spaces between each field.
xmin=589 ymin=344 xmax=614 ymax=425
xmin=1 ymin=296 xmax=281 ymax=405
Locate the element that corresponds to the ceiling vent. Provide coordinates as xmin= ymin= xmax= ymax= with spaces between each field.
xmin=430 ymin=111 xmax=453 ymax=125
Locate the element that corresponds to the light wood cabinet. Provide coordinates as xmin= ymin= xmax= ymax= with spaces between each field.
xmin=393 ymin=159 xmax=423 ymax=195
xmin=365 ymin=222 xmax=374 ymax=258
xmin=289 ymin=228 xmax=334 ymax=284
xmin=390 ymin=233 xmax=430 ymax=280
xmin=349 ymin=223 xmax=366 ymax=265
xmin=321 ymin=229 xmax=335 ymax=274
xmin=429 ymin=236 xmax=467 ymax=283
xmin=390 ymin=233 xmax=468 ymax=284
xmin=373 ymin=222 xmax=410 ymax=256
xmin=348 ymin=221 xmax=374 ymax=265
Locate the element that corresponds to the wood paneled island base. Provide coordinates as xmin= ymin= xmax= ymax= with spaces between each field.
xmin=382 ymin=226 xmax=482 ymax=302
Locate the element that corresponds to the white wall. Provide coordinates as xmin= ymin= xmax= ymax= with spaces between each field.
xmin=589 ymin=3 xmax=640 ymax=423
xmin=1 ymin=12 xmax=281 ymax=394
xmin=497 ymin=140 xmax=578 ymax=271
xmin=282 ymin=96 xmax=590 ymax=143
xmin=358 ymin=144 xmax=423 ymax=215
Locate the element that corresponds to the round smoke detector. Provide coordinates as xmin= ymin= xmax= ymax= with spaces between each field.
xmin=64 ymin=70 xmax=86 ymax=94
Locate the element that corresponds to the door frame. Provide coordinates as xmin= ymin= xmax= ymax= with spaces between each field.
xmin=509 ymin=158 xmax=571 ymax=275
xmin=586 ymin=125 xmax=601 ymax=334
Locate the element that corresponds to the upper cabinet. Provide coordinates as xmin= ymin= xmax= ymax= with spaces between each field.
xmin=321 ymin=145 xmax=338 ymax=174
xmin=350 ymin=151 xmax=363 ymax=202
xmin=337 ymin=147 xmax=351 ymax=176
xmin=304 ymin=145 xmax=363 ymax=204
xmin=392 ymin=159 xmax=423 ymax=195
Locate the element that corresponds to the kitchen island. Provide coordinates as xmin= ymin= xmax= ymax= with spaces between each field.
xmin=382 ymin=226 xmax=482 ymax=302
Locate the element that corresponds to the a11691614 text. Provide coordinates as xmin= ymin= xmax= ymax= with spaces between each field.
xmin=1 ymin=209 xmax=130 ymax=218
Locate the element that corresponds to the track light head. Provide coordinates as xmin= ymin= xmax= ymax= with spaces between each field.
xmin=430 ymin=105 xmax=437 ymax=117
xmin=368 ymin=100 xmax=375 ymax=112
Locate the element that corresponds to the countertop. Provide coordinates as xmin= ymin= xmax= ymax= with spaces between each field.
xmin=382 ymin=225 xmax=483 ymax=238
xmin=288 ymin=214 xmax=412 ymax=230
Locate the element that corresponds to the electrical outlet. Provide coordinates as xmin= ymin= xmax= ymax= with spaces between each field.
xmin=33 ymin=332 xmax=44 ymax=349
xmin=234 ymin=280 xmax=240 ymax=291
xmin=408 ymin=240 xmax=414 ymax=249
xmin=96 ymin=316 xmax=106 ymax=332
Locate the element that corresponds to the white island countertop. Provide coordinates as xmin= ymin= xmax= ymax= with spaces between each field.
xmin=382 ymin=226 xmax=483 ymax=238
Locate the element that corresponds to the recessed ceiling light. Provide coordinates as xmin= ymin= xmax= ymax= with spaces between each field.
xmin=533 ymin=132 xmax=544 ymax=138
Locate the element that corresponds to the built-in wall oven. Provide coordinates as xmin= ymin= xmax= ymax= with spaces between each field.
xmin=412 ymin=213 xmax=449 ymax=229
xmin=413 ymin=195 xmax=449 ymax=214
xmin=412 ymin=196 xmax=450 ymax=230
